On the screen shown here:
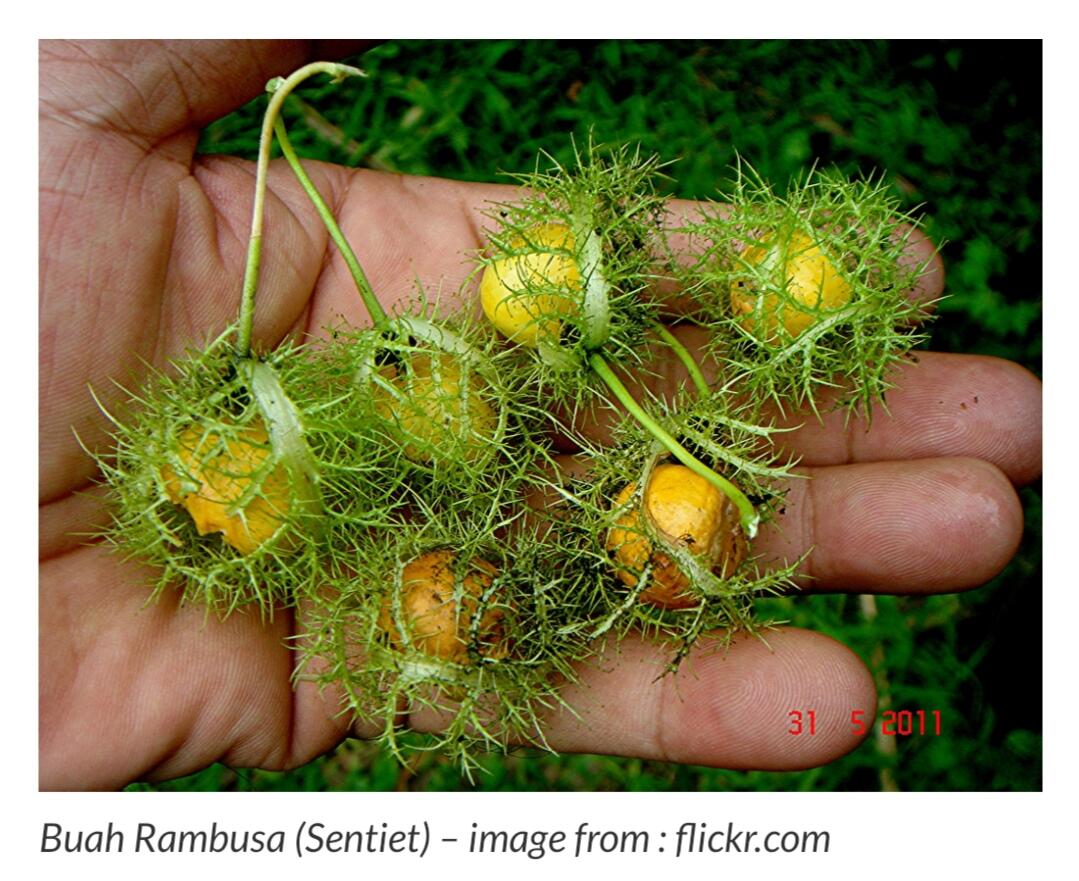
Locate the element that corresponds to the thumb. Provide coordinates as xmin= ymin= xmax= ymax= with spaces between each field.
xmin=40 ymin=40 xmax=371 ymax=143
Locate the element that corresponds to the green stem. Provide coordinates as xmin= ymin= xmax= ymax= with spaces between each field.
xmin=235 ymin=61 xmax=365 ymax=357
xmin=273 ymin=116 xmax=388 ymax=331
xmin=588 ymin=352 xmax=759 ymax=538
xmin=649 ymin=321 xmax=710 ymax=399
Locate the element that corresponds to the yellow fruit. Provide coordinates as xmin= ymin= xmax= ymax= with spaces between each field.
xmin=730 ymin=231 xmax=852 ymax=339
xmin=606 ymin=463 xmax=748 ymax=609
xmin=379 ymin=550 xmax=507 ymax=664
xmin=479 ymin=223 xmax=581 ymax=347
xmin=161 ymin=420 xmax=290 ymax=555
xmin=372 ymin=353 xmax=498 ymax=464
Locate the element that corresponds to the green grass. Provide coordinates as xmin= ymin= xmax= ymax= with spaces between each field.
xmin=132 ymin=39 xmax=1041 ymax=792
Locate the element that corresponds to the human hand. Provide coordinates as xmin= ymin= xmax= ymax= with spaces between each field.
xmin=39 ymin=39 xmax=1041 ymax=790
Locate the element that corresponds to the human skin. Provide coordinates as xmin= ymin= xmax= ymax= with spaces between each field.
xmin=39 ymin=40 xmax=1042 ymax=790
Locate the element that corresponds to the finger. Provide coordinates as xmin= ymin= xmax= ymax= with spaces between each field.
xmin=545 ymin=452 xmax=1022 ymax=594
xmin=766 ymin=351 xmax=1042 ymax=486
xmin=555 ymin=323 xmax=1041 ymax=487
xmin=306 ymin=171 xmax=943 ymax=329
xmin=409 ymin=628 xmax=875 ymax=770
xmin=756 ymin=457 xmax=1024 ymax=592
xmin=40 ymin=40 xmax=369 ymax=143
xmin=651 ymin=330 xmax=1040 ymax=485
xmin=899 ymin=222 xmax=945 ymax=306
xmin=218 ymin=162 xmax=945 ymax=355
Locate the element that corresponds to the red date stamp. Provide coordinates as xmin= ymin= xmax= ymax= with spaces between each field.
xmin=787 ymin=709 xmax=943 ymax=736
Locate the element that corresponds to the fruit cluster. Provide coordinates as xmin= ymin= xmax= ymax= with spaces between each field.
xmin=91 ymin=64 xmax=931 ymax=771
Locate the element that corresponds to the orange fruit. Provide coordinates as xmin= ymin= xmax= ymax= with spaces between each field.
xmin=607 ymin=463 xmax=748 ymax=609
xmin=161 ymin=420 xmax=290 ymax=555
xmin=379 ymin=550 xmax=507 ymax=663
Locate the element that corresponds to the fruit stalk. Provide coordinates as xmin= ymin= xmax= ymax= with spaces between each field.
xmin=648 ymin=321 xmax=710 ymax=399
xmin=588 ymin=351 xmax=759 ymax=538
xmin=236 ymin=61 xmax=366 ymax=356
xmin=272 ymin=115 xmax=388 ymax=330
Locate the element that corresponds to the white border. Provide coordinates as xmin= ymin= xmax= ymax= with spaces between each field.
xmin=16 ymin=8 xmax=1073 ymax=874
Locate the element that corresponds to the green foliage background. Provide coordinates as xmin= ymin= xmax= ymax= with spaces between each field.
xmin=130 ymin=39 xmax=1041 ymax=792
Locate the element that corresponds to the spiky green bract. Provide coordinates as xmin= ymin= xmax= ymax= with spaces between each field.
xmin=93 ymin=328 xmax=389 ymax=616
xmin=314 ymin=301 xmax=546 ymax=504
xmin=297 ymin=510 xmax=591 ymax=777
xmin=297 ymin=303 xmax=590 ymax=776
xmin=687 ymin=163 xmax=935 ymax=419
xmin=479 ymin=140 xmax=671 ymax=409
xmin=536 ymin=386 xmax=801 ymax=672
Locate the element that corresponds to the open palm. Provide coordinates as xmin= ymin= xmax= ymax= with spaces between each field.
xmin=39 ymin=40 xmax=1041 ymax=790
